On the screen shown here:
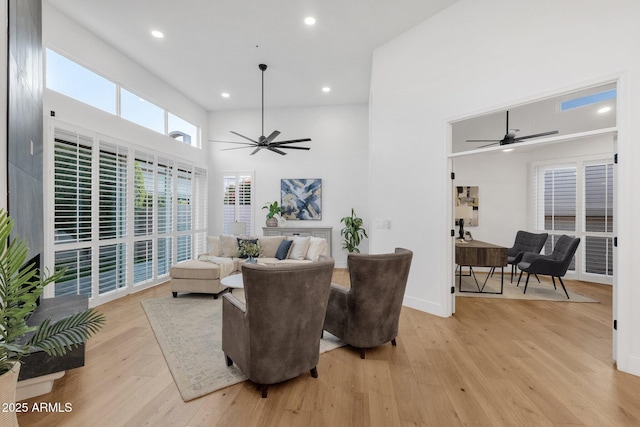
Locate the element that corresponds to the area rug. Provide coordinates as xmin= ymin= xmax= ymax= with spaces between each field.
xmin=141 ymin=292 xmax=345 ymax=401
xmin=455 ymin=272 xmax=599 ymax=303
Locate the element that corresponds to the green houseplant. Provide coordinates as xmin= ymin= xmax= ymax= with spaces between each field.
xmin=340 ymin=208 xmax=368 ymax=253
xmin=262 ymin=201 xmax=284 ymax=227
xmin=0 ymin=209 xmax=106 ymax=377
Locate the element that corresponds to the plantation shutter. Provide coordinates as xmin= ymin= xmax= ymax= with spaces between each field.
xmin=193 ymin=167 xmax=208 ymax=256
xmin=176 ymin=164 xmax=193 ymax=262
xmin=134 ymin=151 xmax=154 ymax=285
xmin=584 ymin=163 xmax=614 ymax=276
xmin=222 ymin=174 xmax=253 ymax=235
xmin=54 ymin=130 xmax=93 ymax=244
xmin=156 ymin=158 xmax=174 ymax=277
xmin=97 ymin=141 xmax=128 ymax=294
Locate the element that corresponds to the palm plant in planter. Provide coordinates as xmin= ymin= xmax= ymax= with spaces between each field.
xmin=0 ymin=209 xmax=105 ymax=381
xmin=340 ymin=208 xmax=368 ymax=253
xmin=262 ymin=201 xmax=284 ymax=227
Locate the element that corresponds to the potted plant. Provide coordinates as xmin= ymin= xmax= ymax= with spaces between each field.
xmin=238 ymin=240 xmax=262 ymax=263
xmin=340 ymin=208 xmax=368 ymax=253
xmin=0 ymin=209 xmax=105 ymax=422
xmin=262 ymin=201 xmax=283 ymax=227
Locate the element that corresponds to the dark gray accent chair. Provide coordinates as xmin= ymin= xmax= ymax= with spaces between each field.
xmin=507 ymin=231 xmax=548 ymax=282
xmin=221 ymin=256 xmax=334 ymax=398
xmin=323 ymin=248 xmax=413 ymax=359
xmin=517 ymin=235 xmax=580 ymax=299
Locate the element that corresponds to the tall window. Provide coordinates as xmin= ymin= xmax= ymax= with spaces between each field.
xmin=51 ymin=125 xmax=207 ymax=303
xmin=584 ymin=162 xmax=614 ymax=276
xmin=533 ymin=159 xmax=614 ymax=280
xmin=98 ymin=142 xmax=128 ymax=295
xmin=53 ymin=130 xmax=93 ymax=297
xmin=223 ymin=174 xmax=253 ymax=235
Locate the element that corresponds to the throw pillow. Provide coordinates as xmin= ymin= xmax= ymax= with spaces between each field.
xmin=275 ymin=239 xmax=293 ymax=260
xmin=237 ymin=238 xmax=259 ymax=259
xmin=305 ymin=237 xmax=327 ymax=261
xmin=207 ymin=236 xmax=222 ymax=257
xmin=257 ymin=236 xmax=285 ymax=258
xmin=220 ymin=235 xmax=239 ymax=257
xmin=288 ymin=236 xmax=311 ymax=260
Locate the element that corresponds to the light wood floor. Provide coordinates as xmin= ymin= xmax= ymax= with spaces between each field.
xmin=17 ymin=270 xmax=640 ymax=426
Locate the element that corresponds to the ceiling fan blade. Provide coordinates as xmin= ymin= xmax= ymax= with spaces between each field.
xmin=466 ymin=139 xmax=500 ymax=143
xmin=277 ymin=146 xmax=311 ymax=150
xmin=230 ymin=131 xmax=259 ymax=144
xmin=271 ymin=138 xmax=312 ymax=145
xmin=478 ymin=142 xmax=500 ymax=148
xmin=268 ymin=147 xmax=287 ymax=155
xmin=249 ymin=147 xmax=262 ymax=155
xmin=514 ymin=130 xmax=559 ymax=141
xmin=210 ymin=140 xmax=257 ymax=146
xmin=221 ymin=146 xmax=258 ymax=151
xmin=264 ymin=130 xmax=281 ymax=143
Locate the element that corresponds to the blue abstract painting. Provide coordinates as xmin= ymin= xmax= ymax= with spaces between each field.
xmin=281 ymin=179 xmax=322 ymax=220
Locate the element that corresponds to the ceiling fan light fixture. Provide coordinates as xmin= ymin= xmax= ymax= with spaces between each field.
xmin=211 ymin=64 xmax=312 ymax=156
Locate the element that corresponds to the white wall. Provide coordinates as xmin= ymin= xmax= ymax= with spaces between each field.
xmin=370 ymin=0 xmax=640 ymax=375
xmin=208 ymin=103 xmax=369 ymax=267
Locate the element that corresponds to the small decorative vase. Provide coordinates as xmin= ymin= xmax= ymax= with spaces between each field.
xmin=246 ymin=256 xmax=257 ymax=264
xmin=0 ymin=362 xmax=21 ymax=427
xmin=266 ymin=217 xmax=278 ymax=227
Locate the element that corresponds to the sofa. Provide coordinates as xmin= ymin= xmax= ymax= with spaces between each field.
xmin=170 ymin=234 xmax=330 ymax=297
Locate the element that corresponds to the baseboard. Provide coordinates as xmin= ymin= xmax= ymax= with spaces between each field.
xmin=16 ymin=371 xmax=65 ymax=401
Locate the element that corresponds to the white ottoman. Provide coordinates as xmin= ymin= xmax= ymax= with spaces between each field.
xmin=169 ymin=260 xmax=229 ymax=298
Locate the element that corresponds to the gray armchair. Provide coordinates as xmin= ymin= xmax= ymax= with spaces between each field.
xmin=517 ymin=235 xmax=580 ymax=299
xmin=221 ymin=257 xmax=334 ymax=398
xmin=323 ymin=248 xmax=413 ymax=359
xmin=507 ymin=231 xmax=548 ymax=282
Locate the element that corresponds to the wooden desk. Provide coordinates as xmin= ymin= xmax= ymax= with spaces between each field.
xmin=455 ymin=239 xmax=507 ymax=294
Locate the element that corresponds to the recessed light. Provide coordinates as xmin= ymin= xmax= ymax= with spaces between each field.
xmin=304 ymin=17 xmax=316 ymax=26
xmin=151 ymin=30 xmax=164 ymax=39
xmin=598 ymin=106 xmax=611 ymax=114
xmin=502 ymin=148 xmax=514 ymax=152
xmin=322 ymin=87 xmax=331 ymax=93
xmin=221 ymin=92 xmax=230 ymax=98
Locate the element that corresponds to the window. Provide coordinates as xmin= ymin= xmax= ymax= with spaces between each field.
xmin=53 ymin=130 xmax=94 ymax=297
xmin=46 ymin=49 xmax=200 ymax=147
xmin=121 ymin=88 xmax=165 ymax=134
xmin=584 ymin=162 xmax=614 ymax=276
xmin=46 ymin=49 xmax=116 ymax=114
xmin=223 ymin=174 xmax=253 ymax=235
xmin=532 ymin=157 xmax=615 ymax=281
xmin=561 ymin=89 xmax=617 ymax=111
xmin=98 ymin=142 xmax=128 ymax=295
xmin=168 ymin=113 xmax=198 ymax=146
xmin=50 ymin=125 xmax=208 ymax=303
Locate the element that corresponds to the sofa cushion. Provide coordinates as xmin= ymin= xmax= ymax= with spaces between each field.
xmin=275 ymin=239 xmax=293 ymax=260
xmin=288 ymin=236 xmax=311 ymax=260
xmin=257 ymin=236 xmax=286 ymax=258
xmin=220 ymin=235 xmax=239 ymax=257
xmin=305 ymin=237 xmax=328 ymax=261
xmin=207 ymin=236 xmax=223 ymax=257
xmin=170 ymin=260 xmax=221 ymax=280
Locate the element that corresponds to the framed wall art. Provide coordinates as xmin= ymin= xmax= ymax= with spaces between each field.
xmin=281 ymin=179 xmax=322 ymax=220
xmin=454 ymin=186 xmax=479 ymax=226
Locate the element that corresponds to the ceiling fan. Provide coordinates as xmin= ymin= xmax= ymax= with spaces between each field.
xmin=466 ymin=111 xmax=559 ymax=148
xmin=210 ymin=64 xmax=311 ymax=156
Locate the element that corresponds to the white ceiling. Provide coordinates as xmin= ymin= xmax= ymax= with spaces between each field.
xmin=46 ymin=0 xmax=459 ymax=112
